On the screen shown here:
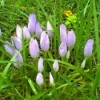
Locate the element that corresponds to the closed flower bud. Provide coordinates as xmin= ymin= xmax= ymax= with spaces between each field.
xmin=36 ymin=72 xmax=43 ymax=86
xmin=60 ymin=24 xmax=67 ymax=44
xmin=28 ymin=13 xmax=37 ymax=34
xmin=13 ymin=52 xmax=23 ymax=68
xmin=40 ymin=31 xmax=50 ymax=51
xmin=49 ymin=72 xmax=55 ymax=86
xmin=29 ymin=38 xmax=39 ymax=58
xmin=38 ymin=57 xmax=44 ymax=72
xmin=84 ymin=39 xmax=94 ymax=58
xmin=59 ymin=42 xmax=67 ymax=57
xmin=23 ymin=26 xmax=31 ymax=39
xmin=35 ymin=21 xmax=42 ymax=39
xmin=67 ymin=30 xmax=76 ymax=49
xmin=12 ymin=36 xmax=22 ymax=51
xmin=81 ymin=59 xmax=86 ymax=68
xmin=0 ymin=28 xmax=2 ymax=37
xmin=4 ymin=41 xmax=15 ymax=55
xmin=47 ymin=21 xmax=53 ymax=37
xmin=53 ymin=60 xmax=59 ymax=72
xmin=16 ymin=25 xmax=22 ymax=39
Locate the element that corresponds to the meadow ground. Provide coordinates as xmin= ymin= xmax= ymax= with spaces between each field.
xmin=0 ymin=0 xmax=100 ymax=100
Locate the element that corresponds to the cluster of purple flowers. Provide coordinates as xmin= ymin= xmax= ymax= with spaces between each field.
xmin=59 ymin=24 xmax=76 ymax=58
xmin=4 ymin=13 xmax=94 ymax=86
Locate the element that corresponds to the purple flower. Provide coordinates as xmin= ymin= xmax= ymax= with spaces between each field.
xmin=23 ymin=26 xmax=31 ymax=39
xmin=67 ymin=30 xmax=76 ymax=49
xmin=47 ymin=21 xmax=53 ymax=37
xmin=12 ymin=36 xmax=22 ymax=51
xmin=13 ymin=52 xmax=23 ymax=68
xmin=28 ymin=13 xmax=37 ymax=34
xmin=29 ymin=38 xmax=39 ymax=58
xmin=60 ymin=24 xmax=67 ymax=44
xmin=53 ymin=60 xmax=59 ymax=72
xmin=36 ymin=72 xmax=43 ymax=86
xmin=59 ymin=42 xmax=67 ymax=57
xmin=38 ymin=57 xmax=44 ymax=72
xmin=4 ymin=41 xmax=16 ymax=55
xmin=81 ymin=39 xmax=94 ymax=68
xmin=16 ymin=25 xmax=22 ymax=39
xmin=40 ymin=31 xmax=50 ymax=51
xmin=35 ymin=21 xmax=42 ymax=39
xmin=84 ymin=39 xmax=94 ymax=58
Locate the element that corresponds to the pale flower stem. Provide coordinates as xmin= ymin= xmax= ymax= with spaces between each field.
xmin=81 ymin=59 xmax=87 ymax=68
xmin=44 ymin=52 xmax=47 ymax=59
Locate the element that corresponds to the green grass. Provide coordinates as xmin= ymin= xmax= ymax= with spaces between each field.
xmin=0 ymin=0 xmax=100 ymax=100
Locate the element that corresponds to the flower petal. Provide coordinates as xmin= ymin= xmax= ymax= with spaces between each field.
xmin=29 ymin=38 xmax=39 ymax=58
xmin=40 ymin=31 xmax=50 ymax=51
xmin=28 ymin=13 xmax=37 ymax=34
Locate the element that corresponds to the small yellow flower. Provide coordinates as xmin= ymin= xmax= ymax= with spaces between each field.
xmin=64 ymin=10 xmax=77 ymax=25
xmin=64 ymin=10 xmax=73 ymax=17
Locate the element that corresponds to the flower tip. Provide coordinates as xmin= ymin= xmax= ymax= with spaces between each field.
xmin=49 ymin=72 xmax=55 ymax=86
xmin=67 ymin=29 xmax=76 ymax=49
xmin=47 ymin=21 xmax=53 ymax=37
xmin=38 ymin=57 xmax=44 ymax=72
xmin=36 ymin=72 xmax=43 ymax=86
xmin=29 ymin=13 xmax=36 ymax=21
xmin=23 ymin=26 xmax=31 ymax=39
xmin=35 ymin=21 xmax=42 ymax=39
xmin=47 ymin=21 xmax=53 ymax=31
xmin=12 ymin=36 xmax=22 ymax=51
xmin=53 ymin=60 xmax=59 ymax=72
xmin=81 ymin=59 xmax=86 ymax=68
xmin=40 ymin=31 xmax=50 ymax=51
xmin=59 ymin=42 xmax=67 ymax=57
xmin=16 ymin=25 xmax=22 ymax=39
xmin=13 ymin=52 xmax=23 ymax=68
xmin=28 ymin=13 xmax=37 ymax=33
xmin=29 ymin=38 xmax=39 ymax=58
xmin=0 ymin=28 xmax=2 ymax=37
xmin=60 ymin=24 xmax=67 ymax=44
xmin=84 ymin=39 xmax=94 ymax=58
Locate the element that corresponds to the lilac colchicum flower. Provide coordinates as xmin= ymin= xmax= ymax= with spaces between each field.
xmin=35 ymin=21 xmax=42 ymax=39
xmin=4 ymin=41 xmax=16 ymax=55
xmin=16 ymin=25 xmax=22 ymax=39
xmin=28 ymin=13 xmax=37 ymax=34
xmin=84 ymin=39 xmax=94 ymax=58
xmin=47 ymin=21 xmax=53 ymax=37
xmin=12 ymin=36 xmax=22 ymax=51
xmin=60 ymin=24 xmax=67 ymax=44
xmin=49 ymin=72 xmax=55 ymax=86
xmin=38 ymin=57 xmax=44 ymax=72
xmin=4 ymin=41 xmax=23 ymax=68
xmin=53 ymin=60 xmax=59 ymax=72
xmin=23 ymin=26 xmax=31 ymax=39
xmin=13 ymin=52 xmax=23 ymax=68
xmin=67 ymin=30 xmax=76 ymax=49
xmin=40 ymin=31 xmax=50 ymax=51
xmin=66 ymin=30 xmax=76 ymax=59
xmin=59 ymin=42 xmax=67 ymax=57
xmin=81 ymin=39 xmax=94 ymax=68
xmin=29 ymin=38 xmax=39 ymax=58
xmin=36 ymin=72 xmax=43 ymax=86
